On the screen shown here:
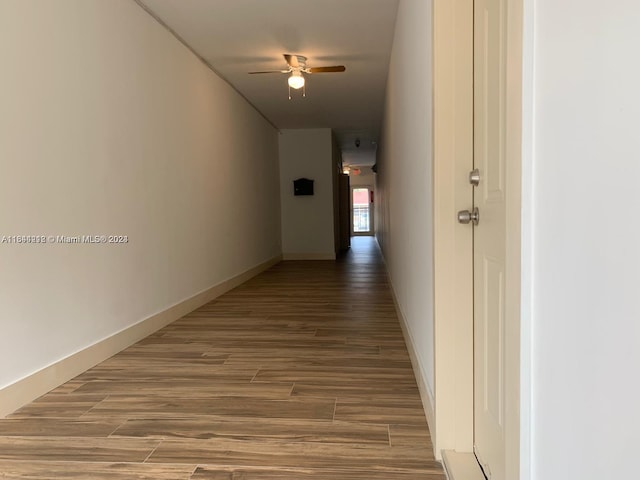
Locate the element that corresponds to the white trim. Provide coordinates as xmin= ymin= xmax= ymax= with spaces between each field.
xmin=432 ymin=2 xmax=524 ymax=477
xmin=388 ymin=280 xmax=437 ymax=458
xmin=442 ymin=450 xmax=486 ymax=480
xmin=432 ymin=0 xmax=475 ymax=456
xmin=0 ymin=254 xmax=282 ymax=418
xmin=518 ymin=1 xmax=535 ymax=478
xmin=503 ymin=0 xmax=525 ymax=478
xmin=282 ymin=253 xmax=336 ymax=260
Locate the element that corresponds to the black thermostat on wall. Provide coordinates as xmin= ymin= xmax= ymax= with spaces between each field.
xmin=293 ymin=178 xmax=314 ymax=196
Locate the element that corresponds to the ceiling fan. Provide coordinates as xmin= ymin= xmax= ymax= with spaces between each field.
xmin=249 ymin=54 xmax=346 ymax=98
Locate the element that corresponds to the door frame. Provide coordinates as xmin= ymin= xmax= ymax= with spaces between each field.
xmin=431 ymin=0 xmax=526 ymax=478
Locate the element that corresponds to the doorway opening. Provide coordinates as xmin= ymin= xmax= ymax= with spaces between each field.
xmin=352 ymin=187 xmax=373 ymax=235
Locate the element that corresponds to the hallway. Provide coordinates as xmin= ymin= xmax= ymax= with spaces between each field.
xmin=0 ymin=238 xmax=445 ymax=479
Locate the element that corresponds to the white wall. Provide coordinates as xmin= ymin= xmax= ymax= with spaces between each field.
xmin=526 ymin=1 xmax=640 ymax=478
xmin=0 ymin=0 xmax=281 ymax=391
xmin=279 ymin=129 xmax=335 ymax=259
xmin=377 ymin=0 xmax=435 ymax=406
xmin=349 ymin=167 xmax=375 ymax=188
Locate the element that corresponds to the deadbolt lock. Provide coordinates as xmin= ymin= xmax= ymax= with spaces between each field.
xmin=469 ymin=168 xmax=480 ymax=186
xmin=457 ymin=207 xmax=479 ymax=226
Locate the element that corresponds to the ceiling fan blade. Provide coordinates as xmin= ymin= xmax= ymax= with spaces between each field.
xmin=308 ymin=66 xmax=346 ymax=73
xmin=248 ymin=70 xmax=288 ymax=74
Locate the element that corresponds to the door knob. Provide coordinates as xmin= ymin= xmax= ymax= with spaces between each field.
xmin=457 ymin=207 xmax=479 ymax=225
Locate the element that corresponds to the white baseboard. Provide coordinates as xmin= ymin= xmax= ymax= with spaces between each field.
xmin=282 ymin=252 xmax=336 ymax=260
xmin=0 ymin=254 xmax=282 ymax=418
xmin=388 ymin=280 xmax=438 ymax=458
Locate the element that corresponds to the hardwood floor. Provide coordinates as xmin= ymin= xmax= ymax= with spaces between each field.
xmin=0 ymin=237 xmax=445 ymax=479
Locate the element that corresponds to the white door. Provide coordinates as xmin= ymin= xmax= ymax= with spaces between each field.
xmin=473 ymin=0 xmax=508 ymax=477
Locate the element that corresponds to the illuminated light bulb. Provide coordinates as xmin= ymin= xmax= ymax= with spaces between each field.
xmin=288 ymin=71 xmax=305 ymax=89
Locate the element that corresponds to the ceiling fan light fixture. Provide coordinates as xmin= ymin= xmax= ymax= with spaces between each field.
xmin=288 ymin=71 xmax=305 ymax=90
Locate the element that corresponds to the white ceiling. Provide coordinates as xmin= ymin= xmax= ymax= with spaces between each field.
xmin=138 ymin=0 xmax=399 ymax=166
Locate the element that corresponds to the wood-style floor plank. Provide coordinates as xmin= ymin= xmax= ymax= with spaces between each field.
xmin=146 ymin=437 xmax=440 ymax=471
xmin=111 ymin=417 xmax=390 ymax=444
xmin=0 ymin=437 xmax=160 ymax=462
xmin=389 ymin=424 xmax=436 ymax=448
xmin=334 ymin=397 xmax=428 ymax=425
xmin=291 ymin=382 xmax=421 ymax=399
xmin=72 ymin=380 xmax=294 ymax=398
xmin=191 ymin=467 xmax=446 ymax=480
xmin=0 ymin=237 xmax=445 ymax=479
xmin=7 ymin=395 xmax=108 ymax=419
xmin=0 ymin=461 xmax=196 ymax=479
xmin=0 ymin=418 xmax=122 ymax=437
xmin=83 ymin=395 xmax=336 ymax=420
